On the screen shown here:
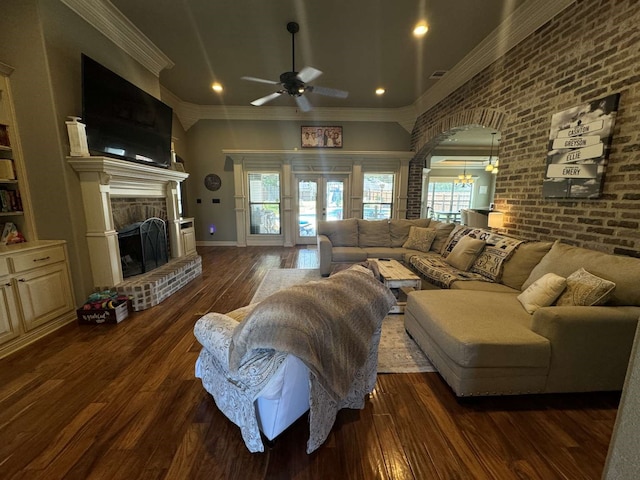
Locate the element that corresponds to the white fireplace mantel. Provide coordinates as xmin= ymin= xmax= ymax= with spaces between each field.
xmin=68 ymin=156 xmax=189 ymax=288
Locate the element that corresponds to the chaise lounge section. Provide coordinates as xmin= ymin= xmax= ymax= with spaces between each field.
xmin=405 ymin=237 xmax=640 ymax=396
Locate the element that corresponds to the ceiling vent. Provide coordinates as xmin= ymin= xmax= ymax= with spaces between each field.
xmin=430 ymin=70 xmax=448 ymax=79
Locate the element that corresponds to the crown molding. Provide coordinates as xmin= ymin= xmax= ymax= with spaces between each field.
xmin=415 ymin=0 xmax=575 ymax=113
xmin=160 ymin=85 xmax=418 ymax=132
xmin=60 ymin=0 xmax=174 ymax=76
xmin=0 ymin=62 xmax=15 ymax=76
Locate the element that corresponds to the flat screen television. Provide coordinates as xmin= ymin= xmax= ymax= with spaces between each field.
xmin=81 ymin=54 xmax=173 ymax=168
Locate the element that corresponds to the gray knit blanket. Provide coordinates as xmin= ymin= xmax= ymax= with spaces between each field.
xmin=229 ymin=267 xmax=396 ymax=402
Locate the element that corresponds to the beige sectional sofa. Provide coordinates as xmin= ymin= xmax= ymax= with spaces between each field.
xmin=318 ymin=219 xmax=640 ymax=397
xmin=316 ymin=218 xmax=455 ymax=276
xmin=404 ymin=228 xmax=640 ymax=396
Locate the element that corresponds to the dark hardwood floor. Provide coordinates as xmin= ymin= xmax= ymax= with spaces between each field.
xmin=0 ymin=246 xmax=620 ymax=479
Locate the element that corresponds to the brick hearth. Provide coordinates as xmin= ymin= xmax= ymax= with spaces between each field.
xmin=115 ymin=253 xmax=202 ymax=312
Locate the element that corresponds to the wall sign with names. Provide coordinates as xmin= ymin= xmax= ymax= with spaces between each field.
xmin=542 ymin=93 xmax=620 ymax=199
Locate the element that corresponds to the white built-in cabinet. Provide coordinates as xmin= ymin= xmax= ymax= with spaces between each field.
xmin=1 ymin=61 xmax=76 ymax=359
xmin=0 ymin=242 xmax=75 ymax=357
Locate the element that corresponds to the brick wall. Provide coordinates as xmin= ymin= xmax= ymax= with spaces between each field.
xmin=409 ymin=0 xmax=640 ymax=257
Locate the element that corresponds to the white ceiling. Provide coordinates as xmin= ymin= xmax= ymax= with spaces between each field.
xmin=109 ymin=0 xmax=528 ymax=110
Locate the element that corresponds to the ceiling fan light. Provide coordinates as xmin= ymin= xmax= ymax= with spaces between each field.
xmin=211 ymin=82 xmax=223 ymax=92
xmin=375 ymin=87 xmax=386 ymax=95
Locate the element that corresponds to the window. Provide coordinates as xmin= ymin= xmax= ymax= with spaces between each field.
xmin=248 ymin=172 xmax=281 ymax=234
xmin=363 ymin=173 xmax=395 ymax=219
xmin=426 ymin=178 xmax=472 ymax=219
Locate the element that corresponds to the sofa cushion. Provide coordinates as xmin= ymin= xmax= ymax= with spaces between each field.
xmin=429 ymin=221 xmax=457 ymax=253
xmin=331 ymin=246 xmax=368 ymax=263
xmin=402 ymin=226 xmax=437 ymax=253
xmin=555 ymin=268 xmax=616 ymax=307
xmin=318 ymin=218 xmax=358 ymax=247
xmin=522 ymin=241 xmax=640 ymax=306
xmin=405 ymin=290 xmax=550 ymax=369
xmin=500 ymin=241 xmax=554 ymax=290
xmin=390 ymin=218 xmax=431 ymax=247
xmin=450 ymin=281 xmax=519 ymax=293
xmin=358 ymin=219 xmax=390 ymax=247
xmin=445 ymin=236 xmax=485 ymax=271
xmin=517 ymin=273 xmax=567 ymax=314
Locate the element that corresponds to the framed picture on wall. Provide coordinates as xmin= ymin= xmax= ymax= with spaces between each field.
xmin=301 ymin=126 xmax=342 ymax=148
xmin=542 ymin=93 xmax=620 ymax=199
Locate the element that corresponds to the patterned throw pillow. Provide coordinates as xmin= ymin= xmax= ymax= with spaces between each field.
xmin=555 ymin=268 xmax=616 ymax=306
xmin=517 ymin=273 xmax=566 ymax=314
xmin=402 ymin=226 xmax=437 ymax=253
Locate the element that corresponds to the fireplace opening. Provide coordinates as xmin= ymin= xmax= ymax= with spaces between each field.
xmin=118 ymin=217 xmax=169 ymax=278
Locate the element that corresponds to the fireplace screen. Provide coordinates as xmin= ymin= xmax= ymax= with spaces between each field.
xmin=118 ymin=217 xmax=168 ymax=278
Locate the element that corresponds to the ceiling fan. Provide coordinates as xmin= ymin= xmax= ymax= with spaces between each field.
xmin=241 ymin=22 xmax=349 ymax=112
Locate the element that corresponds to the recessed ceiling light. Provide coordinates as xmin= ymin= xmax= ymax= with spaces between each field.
xmin=413 ymin=21 xmax=429 ymax=37
xmin=375 ymin=87 xmax=386 ymax=95
xmin=211 ymin=82 xmax=223 ymax=92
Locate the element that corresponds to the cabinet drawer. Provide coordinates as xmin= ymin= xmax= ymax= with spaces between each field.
xmin=10 ymin=246 xmax=66 ymax=273
xmin=0 ymin=258 xmax=8 ymax=277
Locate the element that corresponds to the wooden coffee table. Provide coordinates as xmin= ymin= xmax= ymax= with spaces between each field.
xmin=373 ymin=258 xmax=421 ymax=313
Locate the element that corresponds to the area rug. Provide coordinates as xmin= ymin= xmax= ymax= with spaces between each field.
xmin=251 ymin=268 xmax=435 ymax=374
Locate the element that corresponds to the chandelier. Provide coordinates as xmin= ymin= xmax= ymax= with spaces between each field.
xmin=484 ymin=132 xmax=500 ymax=175
xmin=455 ymin=161 xmax=474 ymax=187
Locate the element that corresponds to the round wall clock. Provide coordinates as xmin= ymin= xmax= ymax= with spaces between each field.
xmin=204 ymin=173 xmax=222 ymax=191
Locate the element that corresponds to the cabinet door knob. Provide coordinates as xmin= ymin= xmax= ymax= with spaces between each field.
xmin=4 ymin=282 xmax=10 ymax=287
xmin=18 ymin=278 xmax=26 ymax=282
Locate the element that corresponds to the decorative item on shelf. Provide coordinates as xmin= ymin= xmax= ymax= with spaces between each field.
xmin=487 ymin=211 xmax=504 ymax=230
xmin=485 ymin=132 xmax=497 ymax=172
xmin=0 ymin=124 xmax=10 ymax=148
xmin=0 ymin=222 xmax=25 ymax=245
xmin=455 ymin=160 xmax=474 ymax=187
xmin=204 ymin=173 xmax=222 ymax=191
xmin=65 ymin=116 xmax=90 ymax=157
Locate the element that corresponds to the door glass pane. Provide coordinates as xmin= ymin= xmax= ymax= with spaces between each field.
xmin=326 ymin=180 xmax=344 ymax=221
xmin=298 ymin=180 xmax=317 ymax=237
xmin=248 ymin=173 xmax=280 ymax=234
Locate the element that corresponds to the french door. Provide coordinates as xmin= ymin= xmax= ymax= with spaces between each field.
xmin=295 ymin=175 xmax=348 ymax=244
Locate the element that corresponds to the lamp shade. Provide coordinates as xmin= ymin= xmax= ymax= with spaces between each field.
xmin=488 ymin=211 xmax=504 ymax=229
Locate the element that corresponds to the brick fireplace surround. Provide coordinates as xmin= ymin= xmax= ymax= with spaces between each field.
xmin=68 ymin=156 xmax=202 ymax=311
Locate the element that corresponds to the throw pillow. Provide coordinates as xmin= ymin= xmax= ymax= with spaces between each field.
xmin=429 ymin=220 xmax=457 ymax=254
xmin=517 ymin=273 xmax=566 ymax=314
xmin=444 ymin=236 xmax=486 ymax=271
xmin=555 ymin=268 xmax=616 ymax=306
xmin=402 ymin=226 xmax=437 ymax=253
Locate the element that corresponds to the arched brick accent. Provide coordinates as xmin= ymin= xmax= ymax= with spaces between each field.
xmin=406 ymin=108 xmax=507 ymax=218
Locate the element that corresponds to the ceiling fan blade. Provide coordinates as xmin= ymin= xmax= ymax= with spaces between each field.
xmin=308 ymin=85 xmax=349 ymax=99
xmin=250 ymin=91 xmax=282 ymax=106
xmin=241 ymin=76 xmax=280 ymax=85
xmin=295 ymin=95 xmax=312 ymax=112
xmin=297 ymin=66 xmax=323 ymax=84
